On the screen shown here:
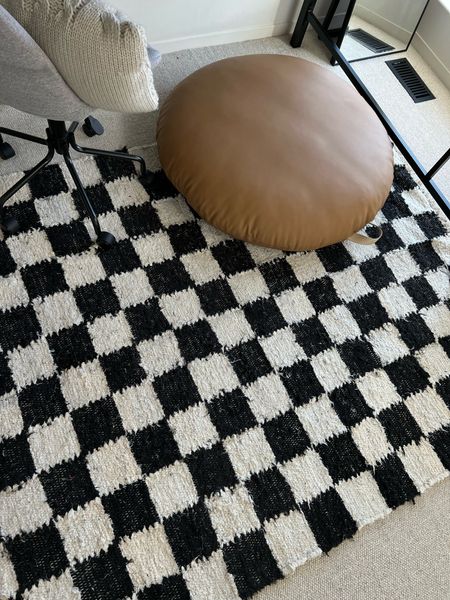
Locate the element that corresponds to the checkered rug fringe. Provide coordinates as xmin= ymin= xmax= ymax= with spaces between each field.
xmin=0 ymin=149 xmax=449 ymax=600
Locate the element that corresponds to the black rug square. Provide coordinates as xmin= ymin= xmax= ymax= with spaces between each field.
xmin=211 ymin=240 xmax=255 ymax=275
xmin=175 ymin=320 xmax=221 ymax=362
xmin=317 ymin=433 xmax=367 ymax=483
xmin=168 ymin=221 xmax=207 ymax=255
xmin=304 ymin=276 xmax=341 ymax=312
xmin=263 ymin=410 xmax=310 ymax=463
xmin=146 ymin=258 xmax=192 ymax=296
xmin=385 ymin=355 xmax=430 ymax=398
xmin=165 ymin=502 xmax=218 ymax=568
xmin=316 ymin=243 xmax=354 ymax=273
xmin=378 ymin=404 xmax=423 ymax=449
xmin=72 ymin=546 xmax=133 ymax=600
xmin=227 ymin=340 xmax=272 ymax=386
xmin=46 ymin=222 xmax=92 ymax=256
xmin=373 ymin=454 xmax=418 ymax=509
xmin=74 ymin=279 xmax=121 ymax=322
xmin=125 ymin=299 xmax=170 ymax=343
xmin=246 ymin=467 xmax=297 ymax=522
xmin=186 ymin=443 xmax=237 ymax=497
xmin=153 ymin=366 xmax=203 ymax=416
xmin=102 ymin=480 xmax=158 ymax=539
xmin=0 ymin=433 xmax=35 ymax=491
xmin=72 ymin=397 xmax=125 ymax=454
xmin=260 ymin=259 xmax=298 ymax=294
xmin=6 ymin=524 xmax=68 ymax=592
xmin=302 ymin=489 xmax=357 ymax=553
xmin=48 ymin=323 xmax=96 ymax=371
xmin=18 ymin=375 xmax=67 ymax=428
xmin=348 ymin=293 xmax=389 ymax=334
xmin=329 ymin=383 xmax=374 ymax=427
xmin=100 ymin=346 xmax=147 ymax=393
xmin=292 ymin=317 xmax=332 ymax=357
xmin=244 ymin=298 xmax=286 ymax=336
xmin=120 ymin=203 xmax=162 ymax=238
xmin=0 ymin=304 xmax=41 ymax=352
xmin=281 ymin=361 xmax=325 ymax=406
xmin=28 ymin=164 xmax=68 ymax=199
xmin=396 ymin=313 xmax=435 ymax=352
xmin=197 ymin=278 xmax=238 ymax=315
xmin=223 ymin=530 xmax=282 ymax=599
xmin=207 ymin=390 xmax=257 ymax=438
xmin=73 ymin=183 xmax=114 ymax=216
xmin=21 ymin=259 xmax=68 ymax=300
xmin=129 ymin=421 xmax=181 ymax=475
xmin=40 ymin=458 xmax=97 ymax=516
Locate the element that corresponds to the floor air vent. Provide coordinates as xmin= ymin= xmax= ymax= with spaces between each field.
xmin=386 ymin=58 xmax=435 ymax=103
xmin=347 ymin=29 xmax=395 ymax=53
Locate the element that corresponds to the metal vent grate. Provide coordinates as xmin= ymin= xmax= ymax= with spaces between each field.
xmin=347 ymin=29 xmax=395 ymax=53
xmin=386 ymin=58 xmax=435 ymax=103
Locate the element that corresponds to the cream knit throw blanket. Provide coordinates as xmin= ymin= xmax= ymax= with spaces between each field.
xmin=2 ymin=0 xmax=159 ymax=113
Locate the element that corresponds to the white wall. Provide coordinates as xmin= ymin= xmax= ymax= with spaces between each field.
xmin=114 ymin=0 xmax=298 ymax=52
xmin=414 ymin=0 xmax=450 ymax=88
xmin=355 ymin=0 xmax=428 ymax=42
xmin=112 ymin=0 xmax=347 ymax=53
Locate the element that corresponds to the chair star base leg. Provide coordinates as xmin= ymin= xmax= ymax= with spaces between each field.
xmin=0 ymin=119 xmax=145 ymax=248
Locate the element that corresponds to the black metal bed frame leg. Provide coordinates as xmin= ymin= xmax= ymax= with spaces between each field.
xmin=427 ymin=148 xmax=450 ymax=181
xmin=291 ymin=0 xmax=318 ymax=48
xmin=330 ymin=0 xmax=357 ymax=65
xmin=322 ymin=0 xmax=341 ymax=32
xmin=68 ymin=128 xmax=147 ymax=177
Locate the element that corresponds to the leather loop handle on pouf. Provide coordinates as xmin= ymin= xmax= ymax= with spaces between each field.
xmin=349 ymin=225 xmax=383 ymax=245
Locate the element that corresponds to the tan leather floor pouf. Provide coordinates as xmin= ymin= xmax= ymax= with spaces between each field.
xmin=157 ymin=55 xmax=394 ymax=251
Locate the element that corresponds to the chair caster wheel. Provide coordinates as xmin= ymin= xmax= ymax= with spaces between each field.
xmin=0 ymin=216 xmax=20 ymax=235
xmin=0 ymin=142 xmax=16 ymax=160
xmin=97 ymin=231 xmax=116 ymax=248
xmin=82 ymin=116 xmax=104 ymax=138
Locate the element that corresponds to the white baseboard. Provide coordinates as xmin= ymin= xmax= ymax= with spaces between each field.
xmin=154 ymin=11 xmax=347 ymax=55
xmin=154 ymin=21 xmax=294 ymax=54
xmin=413 ymin=34 xmax=450 ymax=90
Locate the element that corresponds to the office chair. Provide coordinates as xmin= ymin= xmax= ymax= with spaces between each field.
xmin=0 ymin=4 xmax=160 ymax=248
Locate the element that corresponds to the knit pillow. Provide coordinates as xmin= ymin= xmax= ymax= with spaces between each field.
xmin=2 ymin=0 xmax=158 ymax=113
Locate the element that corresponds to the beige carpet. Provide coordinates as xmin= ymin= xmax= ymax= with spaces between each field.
xmin=257 ymin=479 xmax=450 ymax=600
xmin=1 ymin=29 xmax=449 ymax=600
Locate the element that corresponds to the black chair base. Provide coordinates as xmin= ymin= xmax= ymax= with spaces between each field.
xmin=82 ymin=116 xmax=105 ymax=138
xmin=0 ymin=119 xmax=147 ymax=247
xmin=0 ymin=137 xmax=16 ymax=160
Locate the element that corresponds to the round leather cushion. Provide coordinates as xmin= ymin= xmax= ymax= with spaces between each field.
xmin=157 ymin=55 xmax=394 ymax=250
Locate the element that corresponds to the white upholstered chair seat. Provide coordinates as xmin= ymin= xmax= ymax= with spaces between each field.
xmin=0 ymin=4 xmax=90 ymax=121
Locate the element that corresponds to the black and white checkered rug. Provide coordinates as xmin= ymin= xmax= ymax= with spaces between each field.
xmin=0 ymin=150 xmax=449 ymax=600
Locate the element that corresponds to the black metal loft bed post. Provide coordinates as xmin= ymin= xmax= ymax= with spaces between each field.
xmin=290 ymin=0 xmax=450 ymax=219
xmin=291 ymin=0 xmax=318 ymax=48
xmin=331 ymin=0 xmax=357 ymax=65
xmin=426 ymin=149 xmax=450 ymax=182
xmin=322 ymin=0 xmax=341 ymax=33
